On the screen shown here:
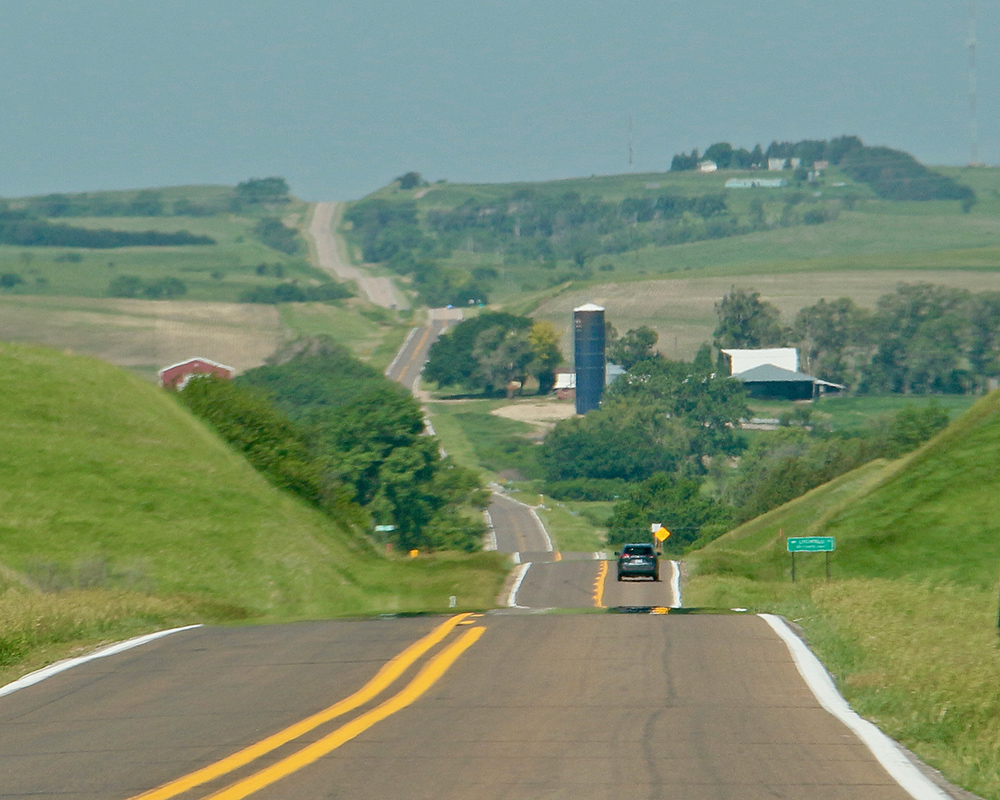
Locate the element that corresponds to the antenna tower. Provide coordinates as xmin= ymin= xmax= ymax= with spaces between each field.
xmin=969 ymin=0 xmax=980 ymax=165
xmin=628 ymin=115 xmax=634 ymax=170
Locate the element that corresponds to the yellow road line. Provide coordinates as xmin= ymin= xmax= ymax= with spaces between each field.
xmin=399 ymin=325 xmax=432 ymax=387
xmin=593 ymin=560 xmax=608 ymax=608
xmin=129 ymin=613 xmax=472 ymax=800
xmin=205 ymin=626 xmax=486 ymax=800
xmin=553 ymin=551 xmax=562 ymax=562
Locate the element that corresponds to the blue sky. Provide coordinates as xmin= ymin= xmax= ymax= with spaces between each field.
xmin=0 ymin=1 xmax=990 ymax=200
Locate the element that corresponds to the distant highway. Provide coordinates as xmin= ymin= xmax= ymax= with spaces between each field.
xmin=308 ymin=202 xmax=406 ymax=310
xmin=383 ymin=308 xmax=462 ymax=393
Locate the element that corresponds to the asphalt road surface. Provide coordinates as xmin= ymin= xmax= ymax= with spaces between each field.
xmin=307 ymin=202 xmax=405 ymax=310
xmin=0 ymin=610 xmax=931 ymax=799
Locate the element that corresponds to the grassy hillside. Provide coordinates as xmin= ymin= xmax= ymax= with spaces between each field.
xmin=349 ymin=167 xmax=1000 ymax=362
xmin=686 ymin=391 xmax=1000 ymax=799
xmin=0 ymin=343 xmax=506 ymax=676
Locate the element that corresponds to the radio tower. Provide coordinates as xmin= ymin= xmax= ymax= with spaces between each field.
xmin=628 ymin=115 xmax=634 ymax=170
xmin=969 ymin=0 xmax=981 ymax=165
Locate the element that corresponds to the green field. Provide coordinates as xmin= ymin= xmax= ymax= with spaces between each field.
xmin=0 ymin=343 xmax=507 ymax=681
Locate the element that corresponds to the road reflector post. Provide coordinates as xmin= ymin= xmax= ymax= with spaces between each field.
xmin=786 ymin=536 xmax=836 ymax=582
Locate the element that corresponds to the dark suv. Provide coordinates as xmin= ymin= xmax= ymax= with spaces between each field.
xmin=615 ymin=543 xmax=659 ymax=581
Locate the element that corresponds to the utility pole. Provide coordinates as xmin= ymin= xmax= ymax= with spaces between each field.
xmin=969 ymin=0 xmax=980 ymax=165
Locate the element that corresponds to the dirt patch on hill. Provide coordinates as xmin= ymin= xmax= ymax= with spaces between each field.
xmin=491 ymin=398 xmax=577 ymax=436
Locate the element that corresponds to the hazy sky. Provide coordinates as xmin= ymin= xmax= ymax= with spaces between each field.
xmin=0 ymin=1 xmax=991 ymax=200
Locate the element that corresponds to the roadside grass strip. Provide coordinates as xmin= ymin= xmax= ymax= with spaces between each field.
xmin=760 ymin=614 xmax=949 ymax=800
xmin=130 ymin=613 xmax=480 ymax=800
xmin=0 ymin=625 xmax=202 ymax=698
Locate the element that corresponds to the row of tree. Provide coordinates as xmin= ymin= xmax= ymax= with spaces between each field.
xmin=108 ymin=275 xmax=187 ymax=300
xmin=344 ymin=188 xmax=838 ymax=303
xmin=715 ymin=284 xmax=1000 ymax=394
xmin=178 ymin=337 xmax=488 ymax=552
xmin=0 ymin=209 xmax=215 ymax=249
xmin=15 ymin=177 xmax=293 ymax=219
xmin=424 ymin=312 xmax=563 ymax=395
xmin=671 ymin=135 xmax=865 ymax=171
xmin=239 ymin=281 xmax=352 ymax=304
xmin=671 ymin=136 xmax=974 ymax=205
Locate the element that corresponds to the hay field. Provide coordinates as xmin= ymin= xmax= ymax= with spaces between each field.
xmin=0 ymin=296 xmax=283 ymax=381
xmin=531 ymin=269 xmax=1000 ymax=361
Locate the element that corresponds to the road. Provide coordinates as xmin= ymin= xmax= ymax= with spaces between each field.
xmin=383 ymin=308 xmax=463 ymax=394
xmin=0 ymin=275 xmax=956 ymax=798
xmin=307 ymin=202 xmax=406 ymax=310
xmin=0 ymin=608 xmax=939 ymax=799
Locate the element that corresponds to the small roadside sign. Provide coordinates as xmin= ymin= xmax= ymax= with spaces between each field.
xmin=653 ymin=527 xmax=670 ymax=542
xmin=375 ymin=524 xmax=396 ymax=532
xmin=787 ymin=536 xmax=835 ymax=552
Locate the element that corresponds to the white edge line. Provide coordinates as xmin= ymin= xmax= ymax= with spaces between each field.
xmin=483 ymin=510 xmax=498 ymax=551
xmin=526 ymin=506 xmax=554 ymax=552
xmin=669 ymin=560 xmax=682 ymax=608
xmin=384 ymin=327 xmax=419 ymax=377
xmin=506 ymin=563 xmax=531 ymax=609
xmin=0 ymin=624 xmax=203 ymax=698
xmin=758 ymin=614 xmax=949 ymax=800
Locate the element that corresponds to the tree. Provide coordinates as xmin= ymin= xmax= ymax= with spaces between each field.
xmin=528 ymin=321 xmax=563 ymax=393
xmin=713 ymin=287 xmax=786 ymax=349
xmin=794 ymin=297 xmax=870 ymax=385
xmin=395 ymin=172 xmax=425 ymax=190
xmin=968 ymin=292 xmax=1000 ymax=380
xmin=108 ymin=275 xmax=143 ymax=298
xmin=472 ymin=326 xmax=534 ymax=394
xmin=859 ymin=284 xmax=971 ymax=394
xmin=0 ymin=273 xmax=24 ymax=289
xmin=234 ymin=177 xmax=290 ymax=205
xmin=606 ymin=472 xmax=731 ymax=552
xmin=703 ymin=142 xmax=733 ymax=169
xmin=425 ymin=312 xmax=532 ymax=391
xmin=670 ymin=149 xmax=699 ymax=171
xmin=607 ymin=326 xmax=658 ymax=370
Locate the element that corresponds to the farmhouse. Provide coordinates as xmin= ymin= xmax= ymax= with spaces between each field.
xmin=159 ymin=357 xmax=235 ymax=390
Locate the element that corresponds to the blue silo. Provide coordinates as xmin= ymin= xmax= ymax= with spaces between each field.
xmin=574 ymin=303 xmax=606 ymax=414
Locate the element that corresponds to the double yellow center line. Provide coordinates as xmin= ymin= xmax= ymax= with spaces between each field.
xmin=131 ymin=613 xmax=484 ymax=800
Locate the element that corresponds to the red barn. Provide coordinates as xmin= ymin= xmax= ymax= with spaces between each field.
xmin=159 ymin=357 xmax=235 ymax=390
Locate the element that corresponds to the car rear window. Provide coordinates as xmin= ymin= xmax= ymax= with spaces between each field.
xmin=622 ymin=545 xmax=654 ymax=556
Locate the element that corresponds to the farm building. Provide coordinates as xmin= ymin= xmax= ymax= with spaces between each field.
xmin=721 ymin=347 xmax=800 ymax=375
xmin=725 ymin=178 xmax=789 ymax=189
xmin=722 ymin=348 xmax=842 ymax=400
xmin=159 ymin=357 xmax=235 ymax=390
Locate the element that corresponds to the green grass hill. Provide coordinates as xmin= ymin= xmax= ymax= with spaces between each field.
xmin=690 ymin=388 xmax=1000 ymax=587
xmin=0 ymin=342 xmax=505 ymax=674
xmin=686 ymin=390 xmax=1000 ymax=799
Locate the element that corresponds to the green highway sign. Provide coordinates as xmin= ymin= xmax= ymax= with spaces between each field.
xmin=787 ymin=536 xmax=835 ymax=553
